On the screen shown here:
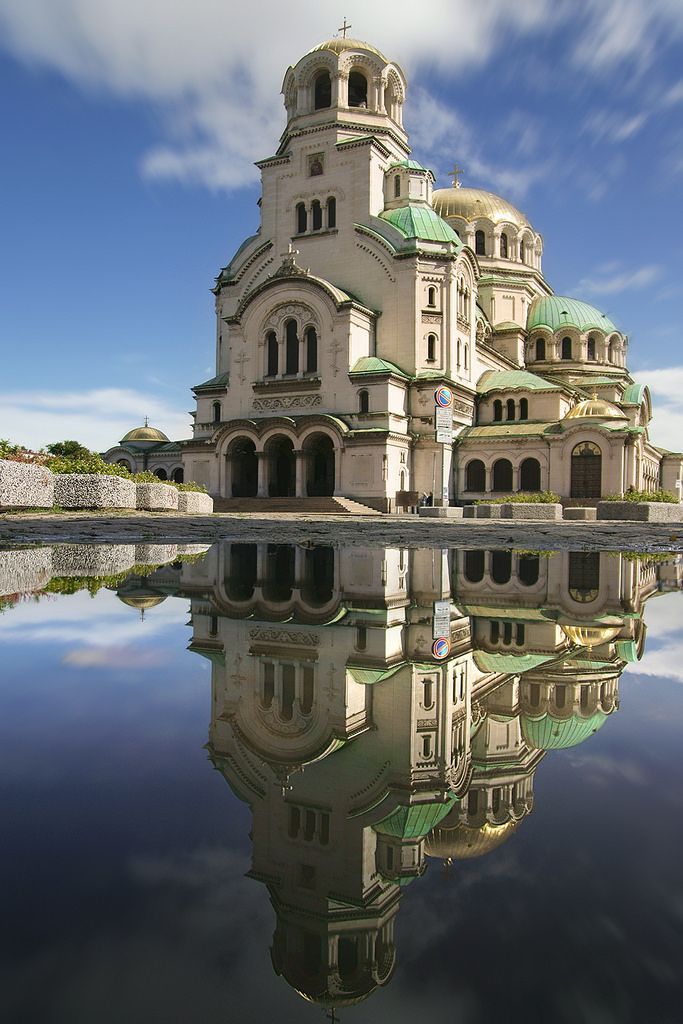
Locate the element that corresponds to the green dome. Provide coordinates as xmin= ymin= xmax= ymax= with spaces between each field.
xmin=379 ymin=205 xmax=462 ymax=246
xmin=374 ymin=795 xmax=456 ymax=839
xmin=528 ymin=295 xmax=618 ymax=334
xmin=522 ymin=710 xmax=608 ymax=750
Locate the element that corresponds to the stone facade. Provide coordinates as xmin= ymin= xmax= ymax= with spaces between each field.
xmin=181 ymin=35 xmax=683 ymax=512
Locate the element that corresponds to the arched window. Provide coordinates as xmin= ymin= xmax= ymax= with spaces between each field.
xmin=500 ymin=232 xmax=508 ymax=258
xmin=587 ymin=336 xmax=596 ymax=360
xmin=356 ymin=626 xmax=367 ymax=651
xmin=154 ymin=467 xmax=167 ymax=480
xmin=348 ymin=70 xmax=368 ymax=107
xmin=266 ymin=331 xmax=278 ymax=377
xmin=464 ymin=550 xmax=485 ymax=583
xmin=493 ymin=399 xmax=503 ymax=422
xmin=519 ymin=241 xmax=525 ymax=263
xmin=212 ymin=401 xmax=221 ymax=424
xmin=465 ymin=459 xmax=486 ymax=491
xmin=427 ymin=334 xmax=436 ymax=361
xmin=535 ymin=337 xmax=546 ymax=361
xmin=475 ymin=230 xmax=486 ymax=256
xmin=172 ymin=467 xmax=184 ymax=483
xmin=518 ymin=554 xmax=540 ymax=586
xmin=529 ymin=683 xmax=540 ymax=708
xmin=305 ymin=327 xmax=317 ymax=373
xmin=609 ymin=339 xmax=619 ymax=364
xmin=394 ymin=174 xmax=401 ymax=198
xmin=506 ymin=399 xmax=515 ymax=421
xmin=464 ymin=344 xmax=469 ymax=370
xmin=358 ymin=389 xmax=369 ymax=414
xmin=490 ymin=621 xmax=500 ymax=643
xmin=491 ymin=550 xmax=512 ymax=585
xmin=285 ymin=319 xmax=299 ymax=375
xmin=422 ymin=735 xmax=433 ymax=759
xmin=296 ymin=202 xmax=307 ymax=234
xmin=519 ymin=398 xmax=528 ymax=420
xmin=422 ymin=679 xmax=434 ymax=711
xmin=492 ymin=459 xmax=513 ymax=491
xmin=427 ymin=286 xmax=436 ymax=307
xmin=561 ymin=336 xmax=572 ymax=360
xmin=311 ymin=199 xmax=322 ymax=231
xmin=327 ymin=196 xmax=336 ymax=228
xmin=569 ymin=551 xmax=600 ymax=602
xmin=503 ymin=623 xmax=512 ymax=645
xmin=314 ymin=70 xmax=331 ymax=110
xmin=516 ymin=624 xmax=525 ymax=645
xmin=520 ymin=457 xmax=541 ymax=491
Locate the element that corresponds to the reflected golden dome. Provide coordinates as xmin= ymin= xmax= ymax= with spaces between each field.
xmin=564 ymin=397 xmax=626 ymax=420
xmin=118 ymin=595 xmax=167 ymax=611
xmin=432 ymin=187 xmax=531 ymax=229
xmin=120 ymin=424 xmax=170 ymax=443
xmin=562 ymin=625 xmax=621 ymax=647
xmin=425 ymin=820 xmax=519 ymax=861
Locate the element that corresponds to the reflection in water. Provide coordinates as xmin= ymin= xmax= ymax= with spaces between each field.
xmin=103 ymin=543 xmax=678 ymax=1014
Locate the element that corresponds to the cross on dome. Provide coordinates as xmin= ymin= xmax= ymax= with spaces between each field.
xmin=449 ymin=163 xmax=464 ymax=188
xmin=337 ymin=17 xmax=352 ymax=38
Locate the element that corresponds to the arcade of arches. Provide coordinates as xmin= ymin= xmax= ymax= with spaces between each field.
xmin=225 ymin=432 xmax=337 ymax=498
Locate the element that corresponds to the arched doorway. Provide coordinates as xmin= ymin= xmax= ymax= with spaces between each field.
xmin=266 ymin=436 xmax=295 ymax=497
xmin=520 ymin=458 xmax=541 ymax=491
xmin=229 ymin=438 xmax=258 ymax=497
xmin=304 ymin=434 xmax=335 ymax=496
xmin=571 ymin=442 xmax=602 ymax=499
xmin=171 ymin=467 xmax=184 ymax=483
xmin=465 ymin=459 xmax=486 ymax=491
xmin=154 ymin=467 xmax=167 ymax=480
xmin=492 ymin=459 xmax=513 ymax=491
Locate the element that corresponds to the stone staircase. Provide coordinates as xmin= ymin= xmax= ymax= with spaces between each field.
xmin=213 ymin=496 xmax=380 ymax=516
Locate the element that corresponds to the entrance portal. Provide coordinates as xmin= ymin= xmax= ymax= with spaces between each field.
xmin=229 ymin=438 xmax=258 ymax=497
xmin=305 ymin=434 xmax=335 ymax=496
xmin=267 ymin=437 xmax=295 ymax=497
xmin=571 ymin=442 xmax=602 ymax=499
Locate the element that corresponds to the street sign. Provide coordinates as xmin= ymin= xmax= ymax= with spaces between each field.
xmin=432 ymin=637 xmax=451 ymax=659
xmin=434 ymin=386 xmax=453 ymax=408
xmin=436 ymin=428 xmax=453 ymax=444
xmin=432 ymin=599 xmax=451 ymax=638
xmin=435 ymin=407 xmax=451 ymax=429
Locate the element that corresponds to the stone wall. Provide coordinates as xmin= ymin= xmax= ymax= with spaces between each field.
xmin=54 ymin=474 xmax=137 ymax=509
xmin=0 ymin=460 xmax=54 ymax=510
xmin=597 ymin=501 xmax=683 ymax=523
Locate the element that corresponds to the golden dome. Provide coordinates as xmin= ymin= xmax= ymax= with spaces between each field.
xmin=424 ymin=820 xmax=519 ymax=861
xmin=118 ymin=595 xmax=167 ymax=611
xmin=432 ymin=186 xmax=531 ymax=229
xmin=308 ymin=37 xmax=388 ymax=61
xmin=564 ymin=398 xmax=627 ymax=420
xmin=120 ymin=424 xmax=170 ymax=443
xmin=562 ymin=625 xmax=621 ymax=647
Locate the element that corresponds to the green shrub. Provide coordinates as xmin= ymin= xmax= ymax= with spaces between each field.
xmin=45 ymin=440 xmax=92 ymax=459
xmin=478 ymin=491 xmax=560 ymax=505
xmin=49 ymin=452 xmax=131 ymax=477
xmin=603 ymin=489 xmax=678 ymax=504
xmin=172 ymin=481 xmax=208 ymax=493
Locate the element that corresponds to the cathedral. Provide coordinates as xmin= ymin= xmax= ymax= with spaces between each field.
xmin=181 ymin=34 xmax=682 ymax=510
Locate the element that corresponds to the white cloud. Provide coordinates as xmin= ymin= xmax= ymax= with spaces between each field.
xmin=0 ymin=386 xmax=191 ymax=450
xmin=576 ymin=263 xmax=661 ymax=296
xmin=632 ymin=366 xmax=683 ymax=452
xmin=582 ymin=109 xmax=648 ymax=144
xmin=574 ymin=0 xmax=683 ymax=73
xmin=626 ymin=591 xmax=683 ymax=682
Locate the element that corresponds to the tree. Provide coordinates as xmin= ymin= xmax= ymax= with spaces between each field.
xmin=45 ymin=440 xmax=92 ymax=459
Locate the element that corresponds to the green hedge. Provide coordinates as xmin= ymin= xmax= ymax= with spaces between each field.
xmin=603 ymin=489 xmax=678 ymax=504
xmin=478 ymin=491 xmax=561 ymax=505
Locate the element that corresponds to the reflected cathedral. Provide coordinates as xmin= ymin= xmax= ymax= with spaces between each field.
xmin=122 ymin=543 xmax=678 ymax=1013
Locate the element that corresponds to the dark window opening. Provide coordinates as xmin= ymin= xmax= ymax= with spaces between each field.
xmin=314 ymin=71 xmax=332 ymax=110
xmin=327 ymin=196 xmax=336 ymax=228
xmin=587 ymin=336 xmax=596 ymax=360
xmin=212 ymin=401 xmax=221 ymax=424
xmin=464 ymin=550 xmax=485 ymax=583
xmin=500 ymin=232 xmax=508 ymax=258
xmin=348 ymin=71 xmax=368 ymax=107
xmin=491 ymin=550 xmax=512 ymax=585
xmin=492 ymin=458 xmax=513 ymax=491
xmin=520 ymin=398 xmax=528 ymax=420
xmin=394 ymin=174 xmax=401 ymax=198
xmin=296 ymin=202 xmax=307 ymax=234
xmin=490 ymin=621 xmax=500 ymax=643
xmin=465 ymin=459 xmax=486 ymax=491
xmin=267 ymin=331 xmax=278 ymax=376
xmin=475 ymin=230 xmax=486 ymax=256
xmin=285 ymin=319 xmax=299 ymax=374
xmin=305 ymin=327 xmax=317 ymax=373
xmin=311 ymin=199 xmax=322 ymax=231
xmin=520 ymin=457 xmax=541 ymax=491
xmin=535 ymin=337 xmax=546 ymax=361
xmin=358 ymin=389 xmax=369 ymax=414
xmin=562 ymin=336 xmax=572 ymax=360
xmin=518 ymin=554 xmax=540 ymax=586
xmin=427 ymin=334 xmax=436 ymax=361
xmin=493 ymin=399 xmax=503 ymax=421
xmin=506 ymin=399 xmax=515 ymax=421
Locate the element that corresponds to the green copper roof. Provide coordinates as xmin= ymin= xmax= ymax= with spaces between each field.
xmin=622 ymin=383 xmax=646 ymax=405
xmin=374 ymin=796 xmax=456 ymax=839
xmin=378 ymin=205 xmax=462 ymax=246
xmin=616 ymin=639 xmax=638 ymax=663
xmin=474 ymin=651 xmax=554 ymax=674
xmin=350 ymin=356 xmax=410 ymax=378
xmin=193 ymin=371 xmax=230 ymax=392
xmin=388 ymin=158 xmax=429 ymax=172
xmin=477 ymin=370 xmax=562 ymax=394
xmin=522 ymin=710 xmax=608 ymax=750
xmin=528 ymin=295 xmax=618 ymax=334
xmin=347 ymin=665 xmax=404 ymax=685
xmin=459 ymin=423 xmax=559 ymax=440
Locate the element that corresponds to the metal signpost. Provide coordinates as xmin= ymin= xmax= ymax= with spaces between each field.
xmin=433 ymin=387 xmax=453 ymax=505
xmin=432 ymin=599 xmax=451 ymax=639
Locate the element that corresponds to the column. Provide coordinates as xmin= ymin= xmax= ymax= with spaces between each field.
xmin=294 ymin=450 xmax=306 ymax=498
xmin=257 ymin=452 xmax=268 ymax=497
xmin=223 ymin=455 xmax=233 ymax=499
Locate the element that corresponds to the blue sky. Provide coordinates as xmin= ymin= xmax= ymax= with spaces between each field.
xmin=1 ymin=0 xmax=682 ymax=451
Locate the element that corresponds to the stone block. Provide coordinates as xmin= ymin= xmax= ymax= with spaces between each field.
xmin=473 ymin=504 xmax=506 ymax=519
xmin=136 ymin=483 xmax=179 ymax=512
xmin=462 ymin=506 xmax=476 ymax=519
xmin=418 ymin=506 xmax=463 ymax=518
xmin=52 ymin=544 xmax=136 ymax=577
xmin=53 ymin=473 xmax=136 ymax=509
xmin=0 ymin=547 xmax=52 ymax=596
xmin=177 ymin=491 xmax=214 ymax=514
xmin=134 ymin=544 xmax=178 ymax=565
xmin=0 ymin=459 xmax=54 ymax=509
xmin=563 ymin=507 xmax=597 ymax=521
xmin=505 ymin=503 xmax=562 ymax=521
xmin=176 ymin=544 xmax=211 ymax=557
xmin=597 ymin=501 xmax=683 ymax=523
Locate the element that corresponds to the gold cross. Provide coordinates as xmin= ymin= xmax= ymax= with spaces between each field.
xmin=338 ymin=17 xmax=352 ymax=38
xmin=449 ymin=163 xmax=464 ymax=188
xmin=280 ymin=241 xmax=299 ymax=261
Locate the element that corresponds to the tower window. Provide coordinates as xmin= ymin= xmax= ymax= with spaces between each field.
xmin=519 ymin=398 xmax=528 ymax=420
xmin=358 ymin=389 xmax=369 ymax=414
xmin=519 ymin=241 xmax=525 ymax=263
xmin=285 ymin=319 xmax=299 ymax=375
xmin=506 ymin=399 xmax=515 ymax=421
xmin=427 ymin=286 xmax=436 ymax=307
xmin=493 ymin=399 xmax=503 ymax=421
xmin=475 ymin=230 xmax=486 ymax=256
xmin=212 ymin=401 xmax=221 ymax=424
xmin=348 ymin=71 xmax=368 ymax=107
xmin=266 ymin=331 xmax=278 ymax=377
xmin=561 ymin=336 xmax=572 ymax=360
xmin=314 ymin=70 xmax=331 ymax=110
xmin=305 ymin=327 xmax=317 ymax=373
xmin=311 ymin=199 xmax=322 ymax=231
xmin=327 ymin=196 xmax=336 ymax=229
xmin=587 ymin=336 xmax=596 ymax=360
xmin=427 ymin=334 xmax=436 ymax=361
xmin=500 ymin=232 xmax=509 ymax=258
xmin=394 ymin=174 xmax=401 ymax=198
xmin=296 ymin=202 xmax=307 ymax=234
xmin=535 ymin=337 xmax=546 ymax=361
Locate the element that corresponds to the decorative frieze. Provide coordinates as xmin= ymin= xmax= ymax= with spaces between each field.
xmin=252 ymin=394 xmax=322 ymax=412
xmin=249 ymin=627 xmax=320 ymax=646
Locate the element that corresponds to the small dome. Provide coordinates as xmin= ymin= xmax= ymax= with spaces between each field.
xmin=562 ymin=625 xmax=621 ymax=647
xmin=522 ymin=710 xmax=608 ymax=750
xmin=120 ymin=424 xmax=170 ymax=443
xmin=308 ymin=37 xmax=388 ymax=61
xmin=528 ymin=295 xmax=617 ymax=334
xmin=425 ymin=820 xmax=519 ymax=861
xmin=564 ymin=398 xmax=627 ymax=421
xmin=432 ymin=186 xmax=531 ymax=229
xmin=379 ymin=205 xmax=461 ymax=246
